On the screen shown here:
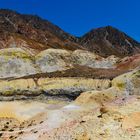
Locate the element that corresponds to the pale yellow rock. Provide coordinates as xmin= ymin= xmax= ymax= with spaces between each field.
xmin=75 ymin=87 xmax=123 ymax=106
xmin=112 ymin=69 xmax=140 ymax=95
xmin=0 ymin=78 xmax=37 ymax=95
xmin=35 ymin=49 xmax=72 ymax=72
xmin=0 ymin=78 xmax=111 ymax=96
xmin=35 ymin=48 xmax=120 ymax=73
xmin=0 ymin=48 xmax=32 ymax=59
xmin=0 ymin=48 xmax=121 ymax=78
xmin=72 ymin=50 xmax=120 ymax=68
xmin=0 ymin=48 xmax=38 ymax=78
xmin=38 ymin=78 xmax=111 ymax=91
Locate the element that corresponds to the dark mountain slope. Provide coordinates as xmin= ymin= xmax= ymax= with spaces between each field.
xmin=79 ymin=26 xmax=140 ymax=57
xmin=0 ymin=9 xmax=140 ymax=57
xmin=0 ymin=9 xmax=82 ymax=53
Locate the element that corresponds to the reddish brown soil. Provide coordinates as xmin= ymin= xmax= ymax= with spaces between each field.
xmin=116 ymin=54 xmax=140 ymax=70
xmin=8 ymin=65 xmax=128 ymax=81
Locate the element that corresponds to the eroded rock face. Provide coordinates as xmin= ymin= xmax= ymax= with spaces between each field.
xmin=75 ymin=68 xmax=140 ymax=107
xmin=0 ymin=47 xmax=136 ymax=98
xmin=40 ymin=78 xmax=111 ymax=99
xmin=0 ymin=48 xmax=38 ymax=78
xmin=0 ymin=47 xmax=118 ymax=77
xmin=74 ymin=69 xmax=140 ymax=111
xmin=35 ymin=49 xmax=120 ymax=72
xmin=0 ymin=78 xmax=111 ymax=100
xmin=71 ymin=50 xmax=120 ymax=68
xmin=75 ymin=87 xmax=123 ymax=106
xmin=0 ymin=53 xmax=138 ymax=140
xmin=35 ymin=49 xmax=72 ymax=72
xmin=112 ymin=69 xmax=140 ymax=95
xmin=0 ymin=47 xmax=130 ymax=80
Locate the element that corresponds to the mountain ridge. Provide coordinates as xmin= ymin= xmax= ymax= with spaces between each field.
xmin=79 ymin=26 xmax=140 ymax=57
xmin=0 ymin=9 xmax=140 ymax=57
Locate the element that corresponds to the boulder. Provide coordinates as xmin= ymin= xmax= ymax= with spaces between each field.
xmin=75 ymin=87 xmax=123 ymax=106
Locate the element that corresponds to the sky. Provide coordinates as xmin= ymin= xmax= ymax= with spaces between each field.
xmin=0 ymin=0 xmax=140 ymax=41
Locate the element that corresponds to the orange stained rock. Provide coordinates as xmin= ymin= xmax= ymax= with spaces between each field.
xmin=122 ymin=112 xmax=140 ymax=130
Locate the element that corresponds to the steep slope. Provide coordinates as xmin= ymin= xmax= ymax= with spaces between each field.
xmin=0 ymin=9 xmax=140 ymax=57
xmin=0 ymin=47 xmax=124 ymax=79
xmin=79 ymin=26 xmax=140 ymax=57
xmin=0 ymin=9 xmax=82 ymax=54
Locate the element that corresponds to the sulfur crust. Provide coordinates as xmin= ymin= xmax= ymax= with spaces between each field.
xmin=0 ymin=78 xmax=111 ymax=95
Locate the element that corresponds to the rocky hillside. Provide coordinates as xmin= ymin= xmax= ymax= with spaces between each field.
xmin=0 ymin=48 xmax=125 ymax=80
xmin=0 ymin=9 xmax=140 ymax=57
xmin=0 ymin=9 xmax=82 ymax=54
xmin=0 ymin=9 xmax=140 ymax=140
xmin=79 ymin=26 xmax=140 ymax=57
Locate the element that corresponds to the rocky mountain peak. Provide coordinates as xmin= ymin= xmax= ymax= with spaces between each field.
xmin=81 ymin=26 xmax=139 ymax=45
xmin=79 ymin=26 xmax=140 ymax=57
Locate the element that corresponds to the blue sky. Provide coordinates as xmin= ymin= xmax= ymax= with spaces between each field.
xmin=0 ymin=0 xmax=140 ymax=41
